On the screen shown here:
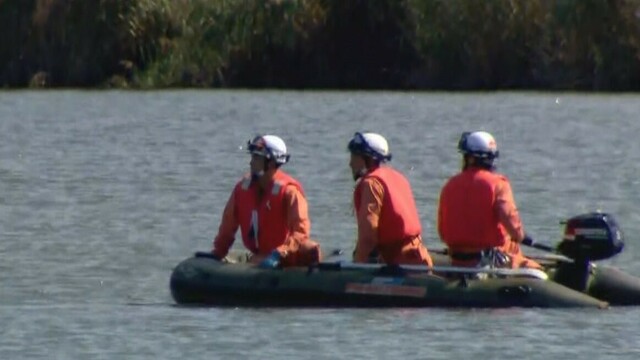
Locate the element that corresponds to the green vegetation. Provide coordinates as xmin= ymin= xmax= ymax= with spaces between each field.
xmin=1 ymin=0 xmax=639 ymax=90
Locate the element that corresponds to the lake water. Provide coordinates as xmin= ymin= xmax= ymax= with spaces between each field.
xmin=1 ymin=90 xmax=639 ymax=359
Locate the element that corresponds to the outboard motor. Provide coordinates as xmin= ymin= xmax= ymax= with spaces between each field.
xmin=553 ymin=212 xmax=624 ymax=291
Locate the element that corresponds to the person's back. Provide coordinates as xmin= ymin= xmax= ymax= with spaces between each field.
xmin=437 ymin=131 xmax=540 ymax=269
xmin=359 ymin=166 xmax=421 ymax=246
xmin=348 ymin=132 xmax=433 ymax=266
xmin=439 ymin=167 xmax=508 ymax=253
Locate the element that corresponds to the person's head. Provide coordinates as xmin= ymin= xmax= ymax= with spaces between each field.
xmin=457 ymin=131 xmax=499 ymax=170
xmin=247 ymin=135 xmax=290 ymax=180
xmin=347 ymin=132 xmax=392 ymax=181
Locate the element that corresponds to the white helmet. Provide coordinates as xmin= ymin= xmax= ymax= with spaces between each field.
xmin=247 ymin=135 xmax=290 ymax=165
xmin=347 ymin=132 xmax=392 ymax=162
xmin=458 ymin=131 xmax=499 ymax=159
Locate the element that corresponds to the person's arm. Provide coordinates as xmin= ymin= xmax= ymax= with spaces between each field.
xmin=437 ymin=185 xmax=447 ymax=243
xmin=275 ymin=185 xmax=311 ymax=257
xmin=212 ymin=189 xmax=240 ymax=259
xmin=353 ymin=178 xmax=384 ymax=263
xmin=495 ymin=178 xmax=525 ymax=242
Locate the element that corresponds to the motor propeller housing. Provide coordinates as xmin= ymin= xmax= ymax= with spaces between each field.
xmin=557 ymin=212 xmax=624 ymax=261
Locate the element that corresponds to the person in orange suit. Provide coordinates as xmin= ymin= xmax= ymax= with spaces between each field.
xmin=437 ymin=131 xmax=541 ymax=269
xmin=212 ymin=135 xmax=321 ymax=268
xmin=347 ymin=132 xmax=433 ymax=266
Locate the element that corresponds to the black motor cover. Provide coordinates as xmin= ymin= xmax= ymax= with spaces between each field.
xmin=557 ymin=212 xmax=624 ymax=262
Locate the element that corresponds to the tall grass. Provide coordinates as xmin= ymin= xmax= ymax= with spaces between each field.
xmin=0 ymin=0 xmax=171 ymax=86
xmin=1 ymin=0 xmax=639 ymax=90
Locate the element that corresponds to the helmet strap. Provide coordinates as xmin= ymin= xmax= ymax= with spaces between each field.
xmin=263 ymin=159 xmax=270 ymax=174
xmin=353 ymin=169 xmax=365 ymax=181
xmin=251 ymin=156 xmax=275 ymax=182
xmin=353 ymin=158 xmax=379 ymax=181
xmin=364 ymin=156 xmax=379 ymax=170
xmin=251 ymin=170 xmax=264 ymax=182
xmin=253 ymin=166 xmax=278 ymax=189
xmin=461 ymin=156 xmax=470 ymax=171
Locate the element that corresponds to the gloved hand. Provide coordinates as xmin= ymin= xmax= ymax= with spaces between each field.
xmin=258 ymin=250 xmax=282 ymax=269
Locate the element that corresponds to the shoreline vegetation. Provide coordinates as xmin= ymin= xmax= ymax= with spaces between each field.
xmin=1 ymin=0 xmax=640 ymax=90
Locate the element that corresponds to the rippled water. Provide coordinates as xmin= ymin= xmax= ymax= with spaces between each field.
xmin=1 ymin=90 xmax=640 ymax=359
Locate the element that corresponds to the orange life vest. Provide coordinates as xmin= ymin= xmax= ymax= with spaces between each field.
xmin=234 ymin=170 xmax=303 ymax=255
xmin=439 ymin=167 xmax=509 ymax=252
xmin=354 ymin=166 xmax=422 ymax=247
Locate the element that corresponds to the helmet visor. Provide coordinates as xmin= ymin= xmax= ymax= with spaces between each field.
xmin=347 ymin=132 xmax=367 ymax=153
xmin=457 ymin=132 xmax=471 ymax=153
xmin=247 ymin=137 xmax=269 ymax=157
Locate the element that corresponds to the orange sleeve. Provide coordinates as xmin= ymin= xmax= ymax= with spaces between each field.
xmin=353 ymin=178 xmax=384 ymax=263
xmin=495 ymin=178 xmax=525 ymax=242
xmin=276 ymin=185 xmax=311 ymax=256
xmin=212 ymin=187 xmax=240 ymax=258
xmin=437 ymin=183 xmax=446 ymax=243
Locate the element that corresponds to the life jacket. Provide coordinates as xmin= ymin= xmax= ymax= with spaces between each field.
xmin=439 ymin=167 xmax=509 ymax=252
xmin=234 ymin=170 xmax=303 ymax=255
xmin=353 ymin=166 xmax=422 ymax=249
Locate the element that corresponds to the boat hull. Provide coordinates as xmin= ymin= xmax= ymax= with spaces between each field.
xmin=429 ymin=252 xmax=640 ymax=306
xmin=170 ymin=255 xmax=607 ymax=308
xmin=585 ymin=266 xmax=640 ymax=305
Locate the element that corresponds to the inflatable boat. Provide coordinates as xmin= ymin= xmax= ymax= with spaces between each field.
xmin=169 ymin=212 xmax=640 ymax=308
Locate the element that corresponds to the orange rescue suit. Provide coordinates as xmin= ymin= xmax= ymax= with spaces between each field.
xmin=212 ymin=170 xmax=321 ymax=266
xmin=438 ymin=167 xmax=541 ymax=269
xmin=353 ymin=166 xmax=433 ymax=266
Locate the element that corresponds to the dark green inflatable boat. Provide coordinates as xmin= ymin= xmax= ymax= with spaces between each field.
xmin=170 ymin=212 xmax=640 ymax=308
xmin=170 ymin=253 xmax=610 ymax=308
